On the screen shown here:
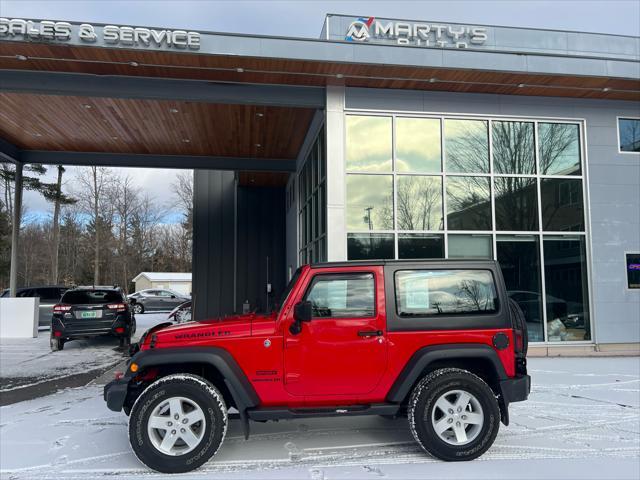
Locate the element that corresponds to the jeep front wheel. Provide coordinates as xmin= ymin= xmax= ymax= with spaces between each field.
xmin=408 ymin=368 xmax=500 ymax=461
xmin=129 ymin=374 xmax=228 ymax=473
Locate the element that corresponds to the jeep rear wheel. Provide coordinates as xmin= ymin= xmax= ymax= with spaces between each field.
xmin=408 ymin=368 xmax=500 ymax=462
xmin=129 ymin=374 xmax=228 ymax=473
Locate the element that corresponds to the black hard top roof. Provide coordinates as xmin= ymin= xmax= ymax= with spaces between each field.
xmin=310 ymin=259 xmax=498 ymax=269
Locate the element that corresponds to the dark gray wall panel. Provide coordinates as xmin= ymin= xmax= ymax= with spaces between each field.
xmin=235 ymin=186 xmax=286 ymax=314
xmin=192 ymin=170 xmax=236 ymax=320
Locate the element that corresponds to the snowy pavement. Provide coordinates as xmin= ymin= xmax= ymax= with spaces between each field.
xmin=0 ymin=313 xmax=170 ymax=392
xmin=0 ymin=357 xmax=638 ymax=479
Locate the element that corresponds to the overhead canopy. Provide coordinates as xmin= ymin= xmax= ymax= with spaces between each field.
xmin=0 ymin=19 xmax=638 ymax=171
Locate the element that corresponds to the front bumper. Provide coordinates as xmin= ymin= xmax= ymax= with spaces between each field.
xmin=104 ymin=378 xmax=129 ymax=412
xmin=500 ymin=374 xmax=531 ymax=404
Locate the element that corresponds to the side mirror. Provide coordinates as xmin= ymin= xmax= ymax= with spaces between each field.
xmin=294 ymin=301 xmax=312 ymax=323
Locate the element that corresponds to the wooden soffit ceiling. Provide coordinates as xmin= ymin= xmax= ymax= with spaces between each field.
xmin=0 ymin=93 xmax=314 ymax=158
xmin=1 ymin=41 xmax=639 ymax=101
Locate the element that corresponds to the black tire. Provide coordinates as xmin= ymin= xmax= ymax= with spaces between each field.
xmin=119 ymin=335 xmax=131 ymax=349
xmin=129 ymin=374 xmax=228 ymax=473
xmin=50 ymin=335 xmax=64 ymax=351
xmin=132 ymin=302 xmax=144 ymax=314
xmin=408 ymin=368 xmax=500 ymax=462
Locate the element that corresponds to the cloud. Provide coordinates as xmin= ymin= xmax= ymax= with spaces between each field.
xmin=21 ymin=166 xmax=190 ymax=224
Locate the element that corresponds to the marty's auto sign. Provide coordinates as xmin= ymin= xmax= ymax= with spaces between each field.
xmin=344 ymin=16 xmax=488 ymax=48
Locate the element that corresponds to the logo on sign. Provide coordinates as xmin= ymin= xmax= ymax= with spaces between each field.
xmin=343 ymin=16 xmax=488 ymax=49
xmin=345 ymin=17 xmax=375 ymax=42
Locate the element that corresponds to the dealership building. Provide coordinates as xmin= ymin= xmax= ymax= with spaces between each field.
xmin=0 ymin=14 xmax=638 ymax=353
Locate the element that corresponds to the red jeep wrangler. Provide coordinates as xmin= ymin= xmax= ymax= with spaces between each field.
xmin=104 ymin=260 xmax=530 ymax=473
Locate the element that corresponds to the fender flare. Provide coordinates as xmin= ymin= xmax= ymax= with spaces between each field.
xmin=126 ymin=347 xmax=260 ymax=412
xmin=386 ymin=343 xmax=508 ymax=404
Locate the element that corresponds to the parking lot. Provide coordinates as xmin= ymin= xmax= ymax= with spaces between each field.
xmin=0 ymin=313 xmax=168 ymax=402
xmin=0 ymin=353 xmax=638 ymax=479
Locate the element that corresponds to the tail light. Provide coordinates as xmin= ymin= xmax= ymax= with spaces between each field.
xmin=53 ymin=330 xmax=62 ymax=337
xmin=107 ymin=303 xmax=127 ymax=312
xmin=115 ymin=327 xmax=125 ymax=333
xmin=53 ymin=304 xmax=72 ymax=313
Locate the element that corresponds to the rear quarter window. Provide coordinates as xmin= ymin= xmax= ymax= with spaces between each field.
xmin=395 ymin=269 xmax=498 ymax=317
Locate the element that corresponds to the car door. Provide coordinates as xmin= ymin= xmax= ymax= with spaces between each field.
xmin=284 ymin=267 xmax=387 ymax=397
xmin=144 ymin=290 xmax=162 ymax=310
xmin=38 ymin=288 xmax=64 ymax=327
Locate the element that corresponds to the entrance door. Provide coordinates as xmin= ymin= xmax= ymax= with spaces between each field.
xmin=284 ymin=269 xmax=387 ymax=397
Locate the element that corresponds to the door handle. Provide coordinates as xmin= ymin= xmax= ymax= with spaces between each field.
xmin=357 ymin=330 xmax=383 ymax=337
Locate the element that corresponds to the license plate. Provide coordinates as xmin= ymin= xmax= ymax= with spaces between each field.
xmin=81 ymin=311 xmax=98 ymax=319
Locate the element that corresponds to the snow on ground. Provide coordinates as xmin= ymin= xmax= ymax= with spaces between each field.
xmin=0 ymin=357 xmax=638 ymax=479
xmin=0 ymin=313 xmax=170 ymax=391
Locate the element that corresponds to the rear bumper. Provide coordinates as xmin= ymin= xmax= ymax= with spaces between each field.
xmin=104 ymin=378 xmax=129 ymax=412
xmin=52 ymin=314 xmax=132 ymax=339
xmin=500 ymin=374 xmax=531 ymax=404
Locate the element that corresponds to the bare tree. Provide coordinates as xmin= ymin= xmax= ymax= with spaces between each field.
xmin=75 ymin=167 xmax=114 ymax=284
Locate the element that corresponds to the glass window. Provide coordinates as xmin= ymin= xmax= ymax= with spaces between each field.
xmin=346 ymin=115 xmax=392 ymax=172
xmin=347 ymin=233 xmax=394 ymax=260
xmin=492 ymin=121 xmax=535 ymax=174
xmin=61 ymin=290 xmax=123 ymax=304
xmin=497 ymin=235 xmax=544 ymax=342
xmin=618 ymin=118 xmax=640 ymax=153
xmin=543 ymin=236 xmax=590 ymax=342
xmin=448 ymin=234 xmax=492 ymax=258
xmin=398 ymin=234 xmax=444 ymax=259
xmin=395 ymin=269 xmax=498 ymax=316
xmin=304 ymin=273 xmax=375 ymax=318
xmin=444 ymin=119 xmax=489 ymax=173
xmin=540 ymin=178 xmax=584 ymax=231
xmin=346 ymin=174 xmax=393 ymax=231
xmin=494 ymin=177 xmax=539 ymax=231
xmin=397 ymin=176 xmax=443 ymax=231
xmin=626 ymin=253 xmax=640 ymax=289
xmin=538 ymin=123 xmax=581 ymax=175
xmin=396 ymin=117 xmax=441 ymax=173
xmin=446 ymin=176 xmax=492 ymax=230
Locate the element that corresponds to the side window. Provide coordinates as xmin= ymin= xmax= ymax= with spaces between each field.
xmin=157 ymin=291 xmax=172 ymax=297
xmin=304 ymin=273 xmax=375 ymax=318
xmin=395 ymin=269 xmax=498 ymax=317
xmin=145 ymin=290 xmax=158 ymax=296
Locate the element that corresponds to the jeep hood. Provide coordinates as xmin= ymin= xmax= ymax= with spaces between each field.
xmin=141 ymin=312 xmax=277 ymax=348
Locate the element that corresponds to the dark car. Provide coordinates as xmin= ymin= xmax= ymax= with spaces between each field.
xmin=1 ymin=286 xmax=68 ymax=328
xmin=51 ymin=286 xmax=136 ymax=351
xmin=127 ymin=289 xmax=190 ymax=314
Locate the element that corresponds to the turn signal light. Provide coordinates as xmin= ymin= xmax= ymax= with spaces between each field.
xmin=53 ymin=304 xmax=72 ymax=313
xmin=107 ymin=303 xmax=127 ymax=312
xmin=130 ymin=363 xmax=139 ymax=373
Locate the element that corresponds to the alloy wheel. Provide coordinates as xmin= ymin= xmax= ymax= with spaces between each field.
xmin=147 ymin=396 xmax=207 ymax=456
xmin=429 ymin=389 xmax=484 ymax=445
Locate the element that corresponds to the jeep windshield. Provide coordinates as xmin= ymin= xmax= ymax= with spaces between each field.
xmin=278 ymin=267 xmax=303 ymax=313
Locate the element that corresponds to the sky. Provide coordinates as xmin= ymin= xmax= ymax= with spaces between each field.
xmin=2 ymin=0 xmax=638 ymax=222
